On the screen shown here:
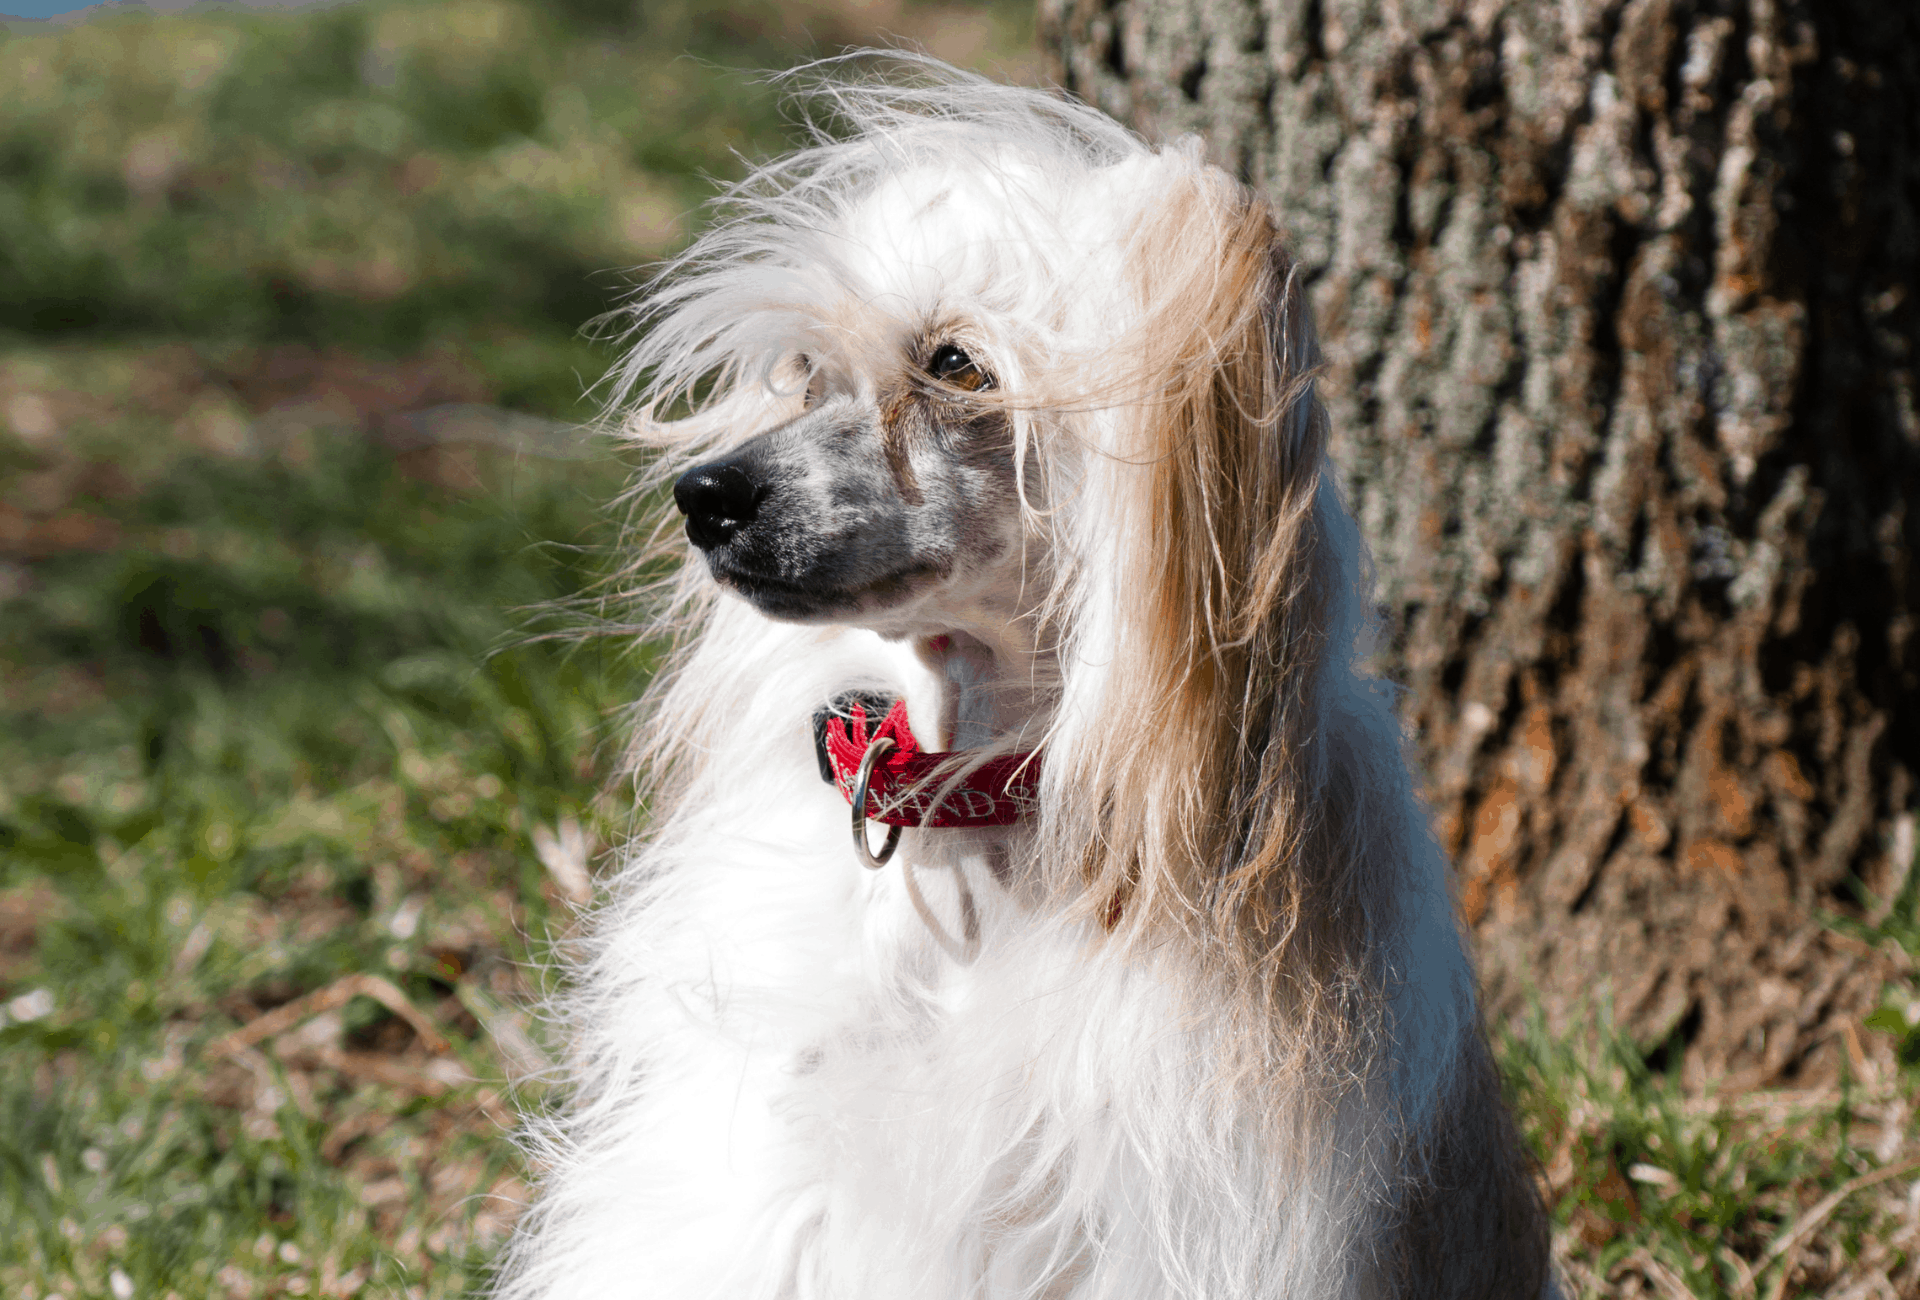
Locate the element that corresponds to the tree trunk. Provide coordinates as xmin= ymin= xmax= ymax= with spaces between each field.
xmin=1040 ymin=0 xmax=1919 ymax=1086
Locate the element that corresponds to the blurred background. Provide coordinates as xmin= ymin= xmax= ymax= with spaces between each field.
xmin=3 ymin=0 xmax=1917 ymax=1297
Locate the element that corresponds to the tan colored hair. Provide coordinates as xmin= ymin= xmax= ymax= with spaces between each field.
xmin=1022 ymin=175 xmax=1397 ymax=1085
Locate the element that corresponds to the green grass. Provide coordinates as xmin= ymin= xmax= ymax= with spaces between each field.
xmin=0 ymin=339 xmax=646 ymax=1299
xmin=1 ymin=2 xmax=1917 ymax=1297
xmin=1507 ymin=993 xmax=1920 ymax=1297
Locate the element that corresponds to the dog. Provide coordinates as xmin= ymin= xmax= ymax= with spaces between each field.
xmin=495 ymin=57 xmax=1553 ymax=1300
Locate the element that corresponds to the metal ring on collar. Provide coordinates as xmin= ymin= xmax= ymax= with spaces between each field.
xmin=851 ymin=735 xmax=902 ymax=869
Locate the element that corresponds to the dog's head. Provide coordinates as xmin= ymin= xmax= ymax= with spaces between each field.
xmin=646 ymin=132 xmax=1124 ymax=640
xmin=624 ymin=64 xmax=1322 ymax=653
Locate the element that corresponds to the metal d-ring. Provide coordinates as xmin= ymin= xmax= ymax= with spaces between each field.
xmin=851 ymin=735 xmax=902 ymax=869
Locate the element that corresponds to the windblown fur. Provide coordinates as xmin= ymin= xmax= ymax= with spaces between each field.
xmin=495 ymin=56 xmax=1552 ymax=1300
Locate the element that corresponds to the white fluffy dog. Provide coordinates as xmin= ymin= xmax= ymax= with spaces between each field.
xmin=496 ymin=58 xmax=1551 ymax=1300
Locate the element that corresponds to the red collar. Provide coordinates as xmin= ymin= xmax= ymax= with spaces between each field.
xmin=814 ymin=694 xmax=1040 ymax=828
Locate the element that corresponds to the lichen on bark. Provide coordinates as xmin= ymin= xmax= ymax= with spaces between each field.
xmin=1042 ymin=0 xmax=1920 ymax=1085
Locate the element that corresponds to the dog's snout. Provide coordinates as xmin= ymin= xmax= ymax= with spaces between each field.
xmin=674 ymin=461 xmax=764 ymax=551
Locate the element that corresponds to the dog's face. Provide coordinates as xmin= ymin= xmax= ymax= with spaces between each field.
xmin=673 ymin=339 xmax=1022 ymax=629
xmin=665 ymin=165 xmax=1102 ymax=637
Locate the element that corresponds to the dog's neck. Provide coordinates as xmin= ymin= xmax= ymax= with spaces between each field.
xmin=908 ymin=621 xmax=1049 ymax=755
xmin=917 ymin=631 xmax=1004 ymax=750
xmin=863 ymin=546 xmax=1049 ymax=755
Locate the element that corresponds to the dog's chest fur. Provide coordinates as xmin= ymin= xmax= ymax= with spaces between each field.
xmin=519 ymin=624 xmax=1374 ymax=1298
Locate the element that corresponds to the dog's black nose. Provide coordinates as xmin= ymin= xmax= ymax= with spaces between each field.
xmin=674 ymin=461 xmax=764 ymax=551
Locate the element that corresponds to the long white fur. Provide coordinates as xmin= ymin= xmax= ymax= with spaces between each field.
xmin=493 ymin=58 xmax=1499 ymax=1300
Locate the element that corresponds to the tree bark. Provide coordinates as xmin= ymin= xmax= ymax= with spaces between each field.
xmin=1040 ymin=0 xmax=1919 ymax=1086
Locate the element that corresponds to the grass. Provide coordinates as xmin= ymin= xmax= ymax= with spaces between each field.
xmin=0 ymin=337 xmax=646 ymax=1299
xmin=1 ymin=2 xmax=1917 ymax=1297
xmin=1509 ymin=995 xmax=1920 ymax=1297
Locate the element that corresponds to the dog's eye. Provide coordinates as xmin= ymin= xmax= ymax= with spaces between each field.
xmin=799 ymin=355 xmax=826 ymax=409
xmin=927 ymin=344 xmax=991 ymax=392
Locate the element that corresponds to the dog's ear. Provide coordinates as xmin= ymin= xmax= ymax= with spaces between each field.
xmin=1050 ymin=182 xmax=1341 ymax=959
